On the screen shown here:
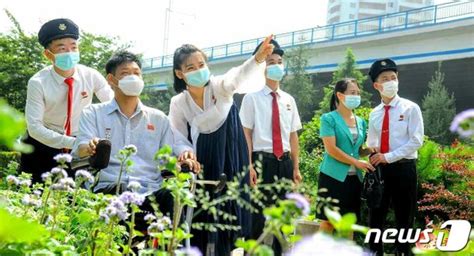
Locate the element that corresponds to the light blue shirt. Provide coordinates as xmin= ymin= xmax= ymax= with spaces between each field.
xmin=73 ymin=99 xmax=192 ymax=194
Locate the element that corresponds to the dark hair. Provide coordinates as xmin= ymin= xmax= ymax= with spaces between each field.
xmin=105 ymin=50 xmax=142 ymax=75
xmin=173 ymin=44 xmax=208 ymax=93
xmin=329 ymin=78 xmax=359 ymax=111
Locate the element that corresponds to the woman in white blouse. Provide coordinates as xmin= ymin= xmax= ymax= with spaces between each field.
xmin=168 ymin=35 xmax=274 ymax=255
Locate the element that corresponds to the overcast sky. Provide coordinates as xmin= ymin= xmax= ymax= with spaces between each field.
xmin=0 ymin=0 xmax=454 ymax=58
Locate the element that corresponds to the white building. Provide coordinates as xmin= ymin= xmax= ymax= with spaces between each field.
xmin=326 ymin=0 xmax=435 ymax=37
xmin=327 ymin=0 xmax=435 ymax=24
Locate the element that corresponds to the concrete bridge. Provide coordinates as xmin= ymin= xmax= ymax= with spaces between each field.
xmin=142 ymin=1 xmax=474 ymax=112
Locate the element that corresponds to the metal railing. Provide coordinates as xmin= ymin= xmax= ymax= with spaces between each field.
xmin=142 ymin=1 xmax=474 ymax=71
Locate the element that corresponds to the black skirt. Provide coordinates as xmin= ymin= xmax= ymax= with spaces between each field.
xmin=316 ymin=172 xmax=362 ymax=221
xmin=191 ymin=104 xmax=251 ymax=256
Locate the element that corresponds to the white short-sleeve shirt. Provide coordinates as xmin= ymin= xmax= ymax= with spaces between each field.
xmin=367 ymin=95 xmax=424 ymax=163
xmin=239 ymin=86 xmax=302 ymax=153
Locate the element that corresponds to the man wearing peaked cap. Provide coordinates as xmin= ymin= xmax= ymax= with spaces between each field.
xmin=366 ymin=58 xmax=424 ymax=255
xmin=20 ymin=18 xmax=114 ymax=183
xmin=38 ymin=18 xmax=79 ymax=48
xmin=368 ymin=58 xmax=398 ymax=83
xmin=240 ymin=38 xmax=302 ymax=256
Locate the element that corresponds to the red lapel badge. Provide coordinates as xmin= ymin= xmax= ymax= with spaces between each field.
xmin=147 ymin=124 xmax=155 ymax=131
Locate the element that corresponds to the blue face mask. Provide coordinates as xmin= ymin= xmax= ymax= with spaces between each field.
xmin=184 ymin=66 xmax=210 ymax=87
xmin=53 ymin=51 xmax=80 ymax=71
xmin=266 ymin=64 xmax=285 ymax=81
xmin=343 ymin=95 xmax=361 ymax=110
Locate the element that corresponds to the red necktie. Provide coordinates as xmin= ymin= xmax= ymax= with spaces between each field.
xmin=380 ymin=105 xmax=391 ymax=153
xmin=64 ymin=77 xmax=74 ymax=136
xmin=271 ymin=92 xmax=284 ymax=159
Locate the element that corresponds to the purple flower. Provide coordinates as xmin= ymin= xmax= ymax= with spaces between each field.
xmin=6 ymin=175 xmax=19 ymax=186
xmin=147 ymin=222 xmax=165 ymax=233
xmin=158 ymin=216 xmax=172 ymax=227
xmin=127 ymin=181 xmax=142 ymax=192
xmin=19 ymin=179 xmax=32 ymax=187
xmin=53 ymin=153 xmax=73 ymax=164
xmin=21 ymin=195 xmax=31 ymax=205
xmin=124 ymin=144 xmax=138 ymax=155
xmin=21 ymin=195 xmax=41 ymax=207
xmin=119 ymin=191 xmax=145 ymax=206
xmin=286 ymin=193 xmax=310 ymax=216
xmin=41 ymin=172 xmax=52 ymax=182
xmin=75 ymin=169 xmax=94 ymax=183
xmin=100 ymin=198 xmax=130 ymax=223
xmin=450 ymin=109 xmax=474 ymax=138
xmin=59 ymin=177 xmax=76 ymax=188
xmin=99 ymin=212 xmax=110 ymax=223
xmin=51 ymin=178 xmax=75 ymax=192
xmin=51 ymin=167 xmax=68 ymax=178
xmin=176 ymin=246 xmax=203 ymax=256
xmin=144 ymin=213 xmax=156 ymax=222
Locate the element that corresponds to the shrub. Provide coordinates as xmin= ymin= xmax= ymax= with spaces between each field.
xmin=422 ymin=63 xmax=456 ymax=145
xmin=417 ymin=141 xmax=474 ymax=223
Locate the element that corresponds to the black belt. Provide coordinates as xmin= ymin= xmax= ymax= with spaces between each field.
xmin=253 ymin=151 xmax=291 ymax=161
xmin=393 ymin=158 xmax=416 ymax=164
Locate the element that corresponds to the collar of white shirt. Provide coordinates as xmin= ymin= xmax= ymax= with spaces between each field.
xmin=49 ymin=66 xmax=82 ymax=85
xmin=262 ymin=85 xmax=282 ymax=96
xmin=374 ymin=94 xmax=401 ymax=111
xmin=105 ymin=99 xmax=144 ymax=117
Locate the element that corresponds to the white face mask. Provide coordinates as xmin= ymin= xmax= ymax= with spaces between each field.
xmin=118 ymin=75 xmax=144 ymax=96
xmin=380 ymin=80 xmax=399 ymax=98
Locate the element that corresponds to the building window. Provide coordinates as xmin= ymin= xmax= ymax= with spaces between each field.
xmin=329 ymin=4 xmax=341 ymax=14
xmin=350 ymin=2 xmax=356 ymax=8
xmin=328 ymin=16 xmax=340 ymax=24
xmin=360 ymin=2 xmax=387 ymax=10
xmin=349 ymin=14 xmax=355 ymax=19
xmin=388 ymin=2 xmax=394 ymax=8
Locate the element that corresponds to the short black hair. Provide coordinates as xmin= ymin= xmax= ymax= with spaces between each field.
xmin=105 ymin=50 xmax=142 ymax=75
xmin=173 ymin=44 xmax=208 ymax=93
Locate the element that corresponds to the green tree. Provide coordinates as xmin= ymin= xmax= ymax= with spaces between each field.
xmin=0 ymin=10 xmax=48 ymax=112
xmin=422 ymin=63 xmax=456 ymax=145
xmin=77 ymin=32 xmax=131 ymax=76
xmin=0 ymin=10 xmax=129 ymax=112
xmin=317 ymin=48 xmax=372 ymax=115
xmin=140 ymin=86 xmax=174 ymax=114
xmin=281 ymin=45 xmax=318 ymax=122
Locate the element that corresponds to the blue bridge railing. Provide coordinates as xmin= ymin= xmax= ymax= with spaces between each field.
xmin=142 ymin=1 xmax=473 ymax=71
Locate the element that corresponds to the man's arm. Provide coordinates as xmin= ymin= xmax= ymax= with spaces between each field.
xmin=92 ymin=69 xmax=114 ymax=102
xmin=26 ymin=80 xmax=75 ymax=149
xmin=289 ymin=97 xmax=303 ymax=184
xmin=290 ymin=132 xmax=302 ymax=184
xmin=243 ymin=127 xmax=257 ymax=187
xmin=72 ymin=106 xmax=99 ymax=158
xmin=239 ymin=95 xmax=257 ymax=186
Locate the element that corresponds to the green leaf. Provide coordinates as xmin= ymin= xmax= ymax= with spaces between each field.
xmin=338 ymin=212 xmax=357 ymax=231
xmin=281 ymin=224 xmax=295 ymax=235
xmin=324 ymin=207 xmax=341 ymax=225
xmin=0 ymin=208 xmax=48 ymax=244
xmin=0 ymin=100 xmax=31 ymax=152
xmin=256 ymin=245 xmax=274 ymax=256
xmin=288 ymin=234 xmax=302 ymax=244
xmin=351 ymin=224 xmax=369 ymax=234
